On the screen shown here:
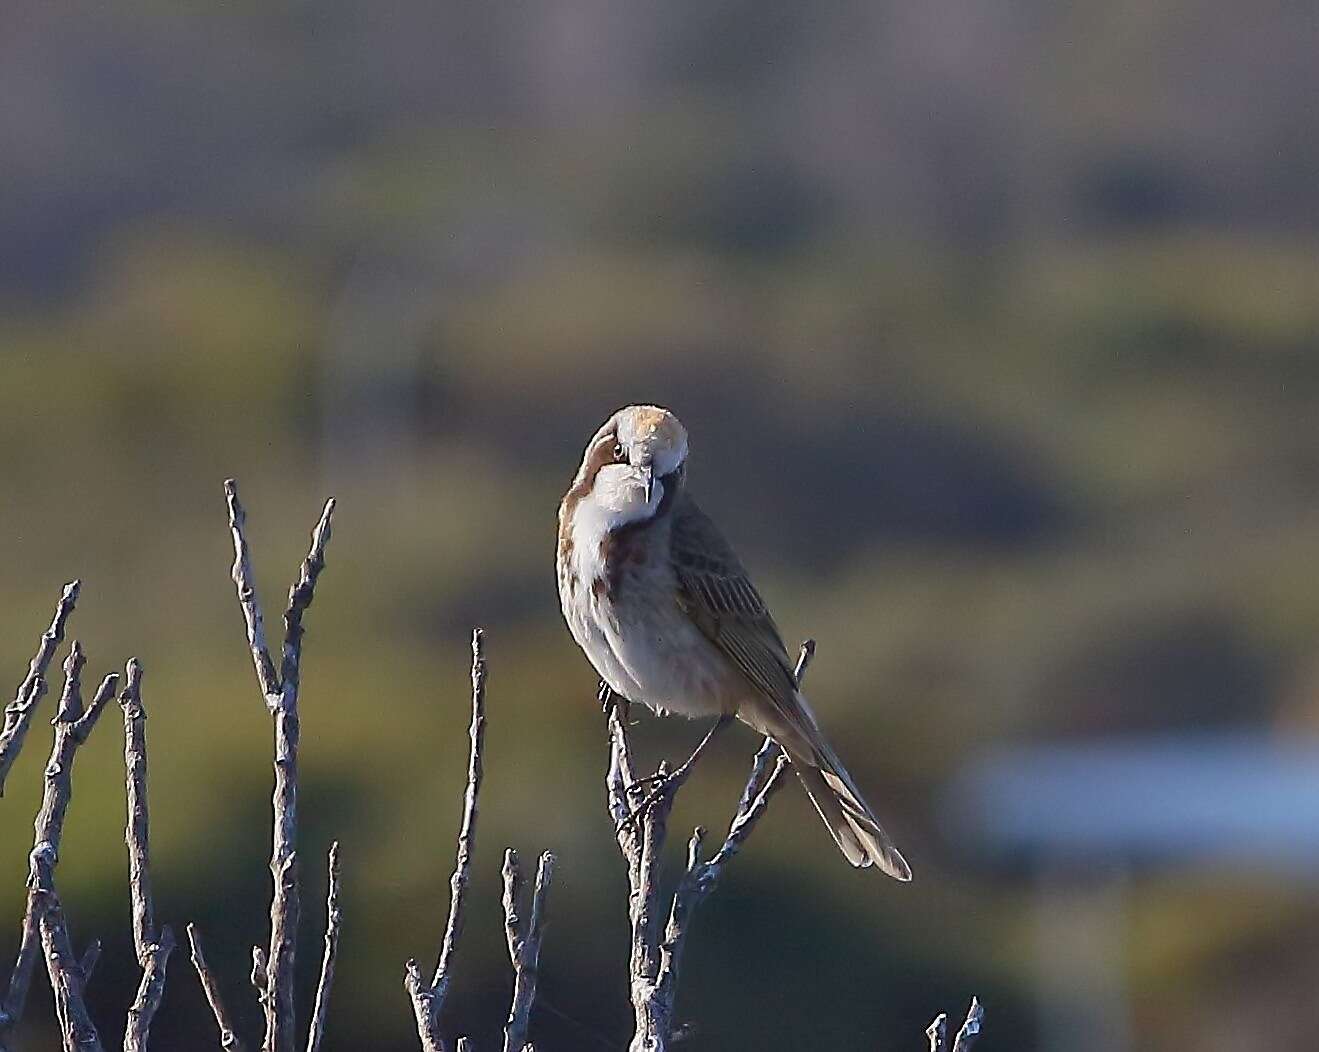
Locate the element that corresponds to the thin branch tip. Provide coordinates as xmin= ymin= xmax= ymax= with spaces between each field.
xmin=307 ymin=841 xmax=343 ymax=1052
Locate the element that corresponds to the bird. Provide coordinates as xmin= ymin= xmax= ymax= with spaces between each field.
xmin=556 ymin=404 xmax=911 ymax=880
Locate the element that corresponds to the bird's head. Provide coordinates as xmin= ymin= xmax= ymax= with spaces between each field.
xmin=567 ymin=405 xmax=689 ymax=527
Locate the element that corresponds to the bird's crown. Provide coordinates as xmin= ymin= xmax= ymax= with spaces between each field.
xmin=611 ymin=405 xmax=688 ymax=475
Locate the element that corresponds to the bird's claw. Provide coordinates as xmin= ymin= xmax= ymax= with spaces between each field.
xmin=599 ymin=682 xmax=630 ymax=722
xmin=615 ymin=770 xmax=677 ymax=833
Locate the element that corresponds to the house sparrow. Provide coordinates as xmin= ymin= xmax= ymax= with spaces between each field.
xmin=556 ymin=405 xmax=911 ymax=879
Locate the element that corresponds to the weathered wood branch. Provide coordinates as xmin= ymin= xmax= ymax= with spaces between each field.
xmin=500 ymin=849 xmax=554 ymax=1052
xmin=407 ymin=629 xmax=488 ymax=1052
xmin=186 ymin=925 xmax=245 ymax=1052
xmin=38 ymin=871 xmax=102 ymax=1052
xmin=211 ymin=481 xmax=337 ymax=1052
xmin=9 ymin=646 xmax=118 ymax=1052
xmin=306 ymin=842 xmax=342 ymax=1052
xmin=435 ymin=630 xmax=487 ymax=994
xmin=0 ymin=580 xmax=79 ymax=797
xmin=77 ymin=941 xmax=101 ymax=986
xmin=223 ymin=480 xmax=336 ymax=1052
xmin=119 ymin=659 xmax=175 ymax=1052
xmin=928 ymin=998 xmax=984 ymax=1052
xmin=607 ymin=641 xmax=811 ymax=1052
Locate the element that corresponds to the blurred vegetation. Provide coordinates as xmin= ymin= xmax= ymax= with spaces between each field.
xmin=4 ymin=2 xmax=1319 ymax=1049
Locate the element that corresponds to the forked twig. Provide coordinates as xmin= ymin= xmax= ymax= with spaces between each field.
xmin=501 ymin=850 xmax=554 ymax=1052
xmin=407 ymin=629 xmax=489 ymax=1052
xmin=0 ymin=580 xmax=80 ymax=797
xmin=20 ymin=647 xmax=118 ymax=1052
xmin=120 ymin=659 xmax=175 ymax=1052
xmin=607 ymin=640 xmax=813 ymax=1051
xmin=928 ymin=998 xmax=984 ymax=1052
xmin=38 ymin=873 xmax=102 ymax=1052
xmin=216 ymin=480 xmax=336 ymax=1052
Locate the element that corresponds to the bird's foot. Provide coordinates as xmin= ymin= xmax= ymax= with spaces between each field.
xmin=617 ymin=765 xmax=677 ymax=834
xmin=615 ymin=715 xmax=734 ymax=833
xmin=598 ymin=682 xmax=630 ymax=722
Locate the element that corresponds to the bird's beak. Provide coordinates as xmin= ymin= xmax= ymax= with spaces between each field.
xmin=638 ymin=464 xmax=654 ymax=504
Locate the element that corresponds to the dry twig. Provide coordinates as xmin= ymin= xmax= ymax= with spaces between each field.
xmin=927 ymin=998 xmax=984 ymax=1052
xmin=120 ymin=659 xmax=175 ymax=1052
xmin=406 ymin=629 xmax=488 ymax=1052
xmin=306 ymin=842 xmax=342 ymax=1052
xmin=186 ymin=925 xmax=245 ymax=1052
xmin=77 ymin=942 xmax=101 ymax=986
xmin=0 ymin=581 xmax=80 ymax=796
xmin=606 ymin=640 xmax=812 ymax=1051
xmin=501 ymin=850 xmax=554 ymax=1052
xmin=38 ymin=871 xmax=102 ymax=1052
xmin=223 ymin=479 xmax=335 ymax=1052
xmin=10 ymin=646 xmax=118 ymax=1052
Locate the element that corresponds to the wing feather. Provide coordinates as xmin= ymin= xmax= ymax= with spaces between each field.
xmin=670 ymin=495 xmax=803 ymax=724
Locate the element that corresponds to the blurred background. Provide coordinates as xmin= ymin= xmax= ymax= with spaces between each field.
xmin=3 ymin=2 xmax=1319 ymax=1049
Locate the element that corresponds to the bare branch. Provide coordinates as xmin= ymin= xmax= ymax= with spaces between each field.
xmin=124 ymin=928 xmax=174 ymax=1052
xmin=119 ymin=658 xmax=174 ymax=1052
xmin=1 ymin=646 xmax=118 ymax=1049
xmin=605 ymin=697 xmax=641 ymax=870
xmin=250 ymin=946 xmax=268 ymax=1011
xmin=403 ymin=961 xmax=443 ymax=1052
xmin=407 ymin=628 xmax=490 ymax=1052
xmin=120 ymin=660 xmax=155 ymax=957
xmin=224 ymin=482 xmax=280 ymax=706
xmin=927 ymin=999 xmax=983 ymax=1052
xmin=187 ymin=925 xmax=245 ymax=1052
xmin=278 ymin=497 xmax=335 ymax=702
xmin=434 ymin=630 xmax=487 ymax=993
xmin=306 ymin=842 xmax=342 ymax=1052
xmin=0 ymin=898 xmax=40 ymax=1043
xmin=792 ymin=638 xmax=816 ymax=684
xmin=265 ymin=496 xmax=334 ymax=1052
xmin=264 ymin=852 xmax=298 ymax=1052
xmin=455 ymin=1040 xmax=475 ymax=1052
xmin=55 ymin=641 xmax=85 ymax=723
xmin=37 ymin=875 xmax=102 ymax=1052
xmin=225 ymin=481 xmax=336 ymax=1052
xmin=951 ymin=998 xmax=984 ymax=1052
xmin=0 ymin=580 xmax=79 ymax=796
xmin=608 ymin=642 xmax=814 ymax=1050
xmin=501 ymin=850 xmax=554 ymax=1052
xmin=17 ymin=645 xmax=113 ymax=1052
xmin=77 ymin=941 xmax=101 ymax=987
xmin=926 ymin=1013 xmax=947 ymax=1052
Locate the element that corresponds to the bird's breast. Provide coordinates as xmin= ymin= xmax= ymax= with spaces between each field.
xmin=557 ymin=501 xmax=732 ymax=716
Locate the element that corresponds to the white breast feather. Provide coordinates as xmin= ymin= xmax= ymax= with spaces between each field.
xmin=561 ymin=493 xmax=642 ymax=699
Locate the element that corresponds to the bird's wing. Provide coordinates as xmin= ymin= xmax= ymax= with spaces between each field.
xmin=670 ymin=494 xmax=805 ymax=723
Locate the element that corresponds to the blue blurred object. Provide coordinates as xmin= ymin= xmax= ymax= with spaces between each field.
xmin=950 ymin=735 xmax=1319 ymax=873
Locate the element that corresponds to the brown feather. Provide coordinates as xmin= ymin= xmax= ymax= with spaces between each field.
xmin=670 ymin=493 xmax=809 ymax=747
xmin=669 ymin=492 xmax=911 ymax=879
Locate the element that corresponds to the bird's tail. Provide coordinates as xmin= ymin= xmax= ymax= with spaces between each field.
xmin=742 ymin=689 xmax=911 ymax=880
xmin=792 ymin=747 xmax=911 ymax=881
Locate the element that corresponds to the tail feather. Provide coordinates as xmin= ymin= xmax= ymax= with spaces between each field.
xmin=741 ymin=689 xmax=911 ymax=880
xmin=794 ymin=758 xmax=911 ymax=881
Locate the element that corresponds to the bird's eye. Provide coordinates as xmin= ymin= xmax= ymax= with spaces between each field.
xmin=611 ymin=442 xmax=626 ymax=463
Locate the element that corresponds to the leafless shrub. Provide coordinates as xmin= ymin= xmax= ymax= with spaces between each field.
xmin=0 ymin=487 xmax=981 ymax=1052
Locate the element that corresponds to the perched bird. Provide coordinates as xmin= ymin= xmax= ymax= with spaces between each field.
xmin=556 ymin=404 xmax=911 ymax=879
